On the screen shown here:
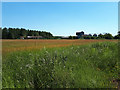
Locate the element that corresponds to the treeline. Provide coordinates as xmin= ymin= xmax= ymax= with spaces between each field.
xmin=2 ymin=27 xmax=53 ymax=39
xmin=1 ymin=27 xmax=120 ymax=39
xmin=68 ymin=32 xmax=120 ymax=39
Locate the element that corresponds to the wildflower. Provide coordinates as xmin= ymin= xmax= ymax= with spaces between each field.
xmin=97 ymin=68 xmax=100 ymax=71
xmin=20 ymin=67 xmax=22 ymax=70
xmin=26 ymin=64 xmax=30 ymax=68
xmin=29 ymin=53 xmax=32 ymax=56
xmin=43 ymin=58 xmax=45 ymax=63
xmin=59 ymin=62 xmax=61 ymax=65
xmin=17 ymin=80 xmax=19 ymax=83
xmin=82 ymin=49 xmax=84 ymax=52
xmin=45 ymin=50 xmax=48 ymax=54
xmin=110 ymin=81 xmax=111 ymax=83
xmin=38 ymin=64 xmax=40 ymax=66
xmin=25 ymin=64 xmax=32 ymax=69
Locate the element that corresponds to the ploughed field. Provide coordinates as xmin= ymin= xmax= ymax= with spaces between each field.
xmin=2 ymin=39 xmax=120 ymax=88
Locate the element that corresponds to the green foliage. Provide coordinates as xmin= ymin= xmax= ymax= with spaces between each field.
xmin=114 ymin=35 xmax=120 ymax=39
xmin=2 ymin=42 xmax=119 ymax=88
xmin=2 ymin=27 xmax=8 ymax=39
xmin=118 ymin=31 xmax=120 ymax=36
xmin=68 ymin=36 xmax=72 ymax=39
xmin=104 ymin=33 xmax=113 ymax=39
xmin=114 ymin=31 xmax=120 ymax=39
xmin=2 ymin=27 xmax=53 ymax=39
xmin=2 ymin=27 xmax=119 ymax=39
xmin=82 ymin=33 xmax=117 ymax=39
xmin=98 ymin=33 xmax=105 ymax=39
xmin=83 ymin=36 xmax=91 ymax=39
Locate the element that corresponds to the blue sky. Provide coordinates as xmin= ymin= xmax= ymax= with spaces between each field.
xmin=2 ymin=2 xmax=118 ymax=36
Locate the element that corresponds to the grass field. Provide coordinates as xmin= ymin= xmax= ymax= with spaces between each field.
xmin=2 ymin=39 xmax=120 ymax=88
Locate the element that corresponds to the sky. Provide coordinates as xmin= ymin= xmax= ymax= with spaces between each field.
xmin=2 ymin=2 xmax=118 ymax=36
xmin=1 ymin=0 xmax=120 ymax=2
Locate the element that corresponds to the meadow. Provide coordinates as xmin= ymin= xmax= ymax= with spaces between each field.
xmin=2 ymin=39 xmax=119 ymax=88
xmin=2 ymin=39 xmax=117 ymax=55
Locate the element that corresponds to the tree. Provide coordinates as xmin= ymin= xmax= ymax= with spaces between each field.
xmin=69 ymin=36 xmax=73 ymax=39
xmin=20 ymin=28 xmax=27 ymax=37
xmin=2 ymin=27 xmax=8 ymax=39
xmin=93 ymin=34 xmax=97 ymax=37
xmin=73 ymin=36 xmax=77 ymax=39
xmin=7 ymin=28 xmax=16 ymax=39
xmin=33 ymin=31 xmax=39 ymax=36
xmin=114 ymin=35 xmax=120 ymax=39
xmin=98 ymin=33 xmax=104 ymax=39
xmin=91 ymin=36 xmax=96 ymax=39
xmin=2 ymin=27 xmax=53 ymax=39
xmin=114 ymin=31 xmax=120 ymax=39
xmin=89 ymin=34 xmax=92 ymax=37
xmin=83 ymin=36 xmax=91 ymax=39
xmin=104 ymin=33 xmax=113 ymax=39
xmin=118 ymin=31 xmax=120 ymax=36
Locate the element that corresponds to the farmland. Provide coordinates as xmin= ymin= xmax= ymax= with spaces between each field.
xmin=2 ymin=39 xmax=117 ymax=55
xmin=2 ymin=39 xmax=120 ymax=88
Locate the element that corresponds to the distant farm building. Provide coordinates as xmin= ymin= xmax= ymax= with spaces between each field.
xmin=27 ymin=36 xmax=43 ymax=39
xmin=20 ymin=36 xmax=43 ymax=39
xmin=61 ymin=36 xmax=69 ymax=39
xmin=54 ymin=36 xmax=69 ymax=39
xmin=76 ymin=31 xmax=84 ymax=39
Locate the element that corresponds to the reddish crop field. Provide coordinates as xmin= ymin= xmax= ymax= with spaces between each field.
xmin=2 ymin=39 xmax=118 ymax=54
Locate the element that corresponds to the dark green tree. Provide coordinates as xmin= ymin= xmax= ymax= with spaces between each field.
xmin=2 ymin=27 xmax=53 ymax=39
xmin=69 ymin=36 xmax=73 ymax=39
xmin=2 ymin=27 xmax=8 ymax=39
xmin=93 ymin=34 xmax=97 ymax=37
xmin=98 ymin=33 xmax=104 ymax=39
xmin=104 ymin=33 xmax=113 ymax=39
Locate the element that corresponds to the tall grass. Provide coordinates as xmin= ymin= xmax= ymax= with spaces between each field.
xmin=2 ymin=41 xmax=119 ymax=88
